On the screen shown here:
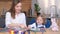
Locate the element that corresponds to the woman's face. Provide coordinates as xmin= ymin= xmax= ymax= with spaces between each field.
xmin=15 ymin=2 xmax=22 ymax=13
xmin=36 ymin=16 xmax=43 ymax=24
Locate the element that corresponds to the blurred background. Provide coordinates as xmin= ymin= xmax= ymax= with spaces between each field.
xmin=0 ymin=0 xmax=60 ymax=17
xmin=0 ymin=0 xmax=60 ymax=34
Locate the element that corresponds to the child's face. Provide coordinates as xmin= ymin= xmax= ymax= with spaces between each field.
xmin=36 ymin=16 xmax=43 ymax=24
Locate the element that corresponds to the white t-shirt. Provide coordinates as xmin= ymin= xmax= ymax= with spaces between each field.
xmin=29 ymin=23 xmax=45 ymax=30
xmin=5 ymin=12 xmax=26 ymax=28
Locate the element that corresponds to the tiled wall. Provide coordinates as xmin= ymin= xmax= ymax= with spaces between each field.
xmin=0 ymin=1 xmax=12 ymax=16
xmin=0 ymin=0 xmax=31 ymax=16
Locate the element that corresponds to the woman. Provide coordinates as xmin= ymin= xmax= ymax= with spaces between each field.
xmin=5 ymin=0 xmax=27 ymax=30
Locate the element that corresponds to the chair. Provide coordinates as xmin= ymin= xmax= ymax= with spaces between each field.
xmin=0 ymin=15 xmax=5 ymax=28
xmin=29 ymin=18 xmax=52 ymax=28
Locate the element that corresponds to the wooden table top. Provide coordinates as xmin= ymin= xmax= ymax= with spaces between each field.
xmin=0 ymin=29 xmax=60 ymax=34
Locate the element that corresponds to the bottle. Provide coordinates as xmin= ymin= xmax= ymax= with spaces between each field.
xmin=9 ymin=30 xmax=15 ymax=34
xmin=19 ymin=31 xmax=25 ymax=34
xmin=19 ymin=31 xmax=22 ymax=34
xmin=14 ymin=30 xmax=18 ymax=34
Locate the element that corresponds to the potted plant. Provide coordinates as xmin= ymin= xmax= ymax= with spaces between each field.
xmin=34 ymin=3 xmax=41 ymax=13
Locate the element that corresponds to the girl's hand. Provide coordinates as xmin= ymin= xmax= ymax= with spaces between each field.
xmin=27 ymin=25 xmax=31 ymax=30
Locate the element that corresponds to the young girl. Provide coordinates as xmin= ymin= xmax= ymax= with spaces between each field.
xmin=28 ymin=15 xmax=59 ymax=31
xmin=28 ymin=15 xmax=45 ymax=30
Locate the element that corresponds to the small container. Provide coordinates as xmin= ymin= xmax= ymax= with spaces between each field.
xmin=19 ymin=31 xmax=25 ymax=34
xmin=14 ymin=30 xmax=18 ymax=34
xmin=19 ymin=31 xmax=22 ymax=34
xmin=9 ymin=30 xmax=15 ymax=34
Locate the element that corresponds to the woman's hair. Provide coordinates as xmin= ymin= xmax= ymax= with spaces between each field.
xmin=9 ymin=0 xmax=21 ymax=19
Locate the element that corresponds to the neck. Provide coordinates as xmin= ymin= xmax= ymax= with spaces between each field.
xmin=36 ymin=22 xmax=41 ymax=25
xmin=15 ymin=12 xmax=20 ymax=15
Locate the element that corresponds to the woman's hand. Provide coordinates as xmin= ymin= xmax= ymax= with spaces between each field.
xmin=27 ymin=25 xmax=31 ymax=30
xmin=19 ymin=24 xmax=27 ymax=29
xmin=20 ymin=25 xmax=31 ymax=30
xmin=8 ymin=23 xmax=19 ymax=28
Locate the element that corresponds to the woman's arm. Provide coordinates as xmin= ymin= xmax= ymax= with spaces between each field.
xmin=22 ymin=13 xmax=26 ymax=26
xmin=8 ymin=23 xmax=19 ymax=28
xmin=5 ymin=12 xmax=11 ymax=28
xmin=5 ymin=12 xmax=18 ymax=28
xmin=19 ymin=13 xmax=27 ymax=29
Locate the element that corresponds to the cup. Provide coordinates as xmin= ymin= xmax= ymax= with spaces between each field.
xmin=9 ymin=30 xmax=15 ymax=34
xmin=19 ymin=31 xmax=25 ymax=34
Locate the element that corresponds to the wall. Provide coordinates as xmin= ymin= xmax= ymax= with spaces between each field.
xmin=0 ymin=0 xmax=31 ymax=16
xmin=0 ymin=1 xmax=11 ymax=16
xmin=55 ymin=0 xmax=60 ymax=17
xmin=37 ymin=0 xmax=60 ymax=18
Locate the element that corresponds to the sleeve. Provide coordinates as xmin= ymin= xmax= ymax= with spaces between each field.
xmin=5 ymin=12 xmax=11 ymax=28
xmin=20 ymin=13 xmax=26 ymax=26
xmin=28 ymin=23 xmax=36 ymax=28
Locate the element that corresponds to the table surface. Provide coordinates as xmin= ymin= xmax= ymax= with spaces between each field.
xmin=0 ymin=29 xmax=60 ymax=34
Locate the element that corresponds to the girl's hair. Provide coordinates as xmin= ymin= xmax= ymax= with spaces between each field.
xmin=37 ymin=13 xmax=41 ymax=17
xmin=36 ymin=13 xmax=45 ymax=25
xmin=9 ymin=0 xmax=21 ymax=19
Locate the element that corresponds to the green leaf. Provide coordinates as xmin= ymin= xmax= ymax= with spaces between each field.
xmin=34 ymin=3 xmax=41 ymax=12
